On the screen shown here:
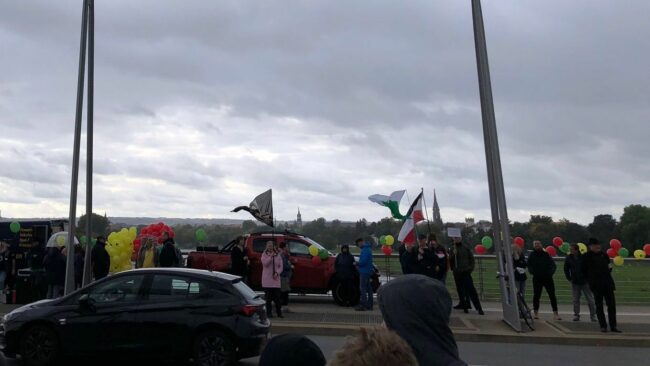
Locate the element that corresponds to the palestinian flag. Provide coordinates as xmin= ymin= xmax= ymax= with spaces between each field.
xmin=398 ymin=191 xmax=424 ymax=244
xmin=368 ymin=190 xmax=406 ymax=220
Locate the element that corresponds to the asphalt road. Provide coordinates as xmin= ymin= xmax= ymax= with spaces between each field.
xmin=2 ymin=336 xmax=646 ymax=366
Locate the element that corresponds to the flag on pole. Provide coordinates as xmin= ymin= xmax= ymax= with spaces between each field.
xmin=368 ymin=190 xmax=406 ymax=220
xmin=398 ymin=191 xmax=424 ymax=244
xmin=232 ymin=189 xmax=274 ymax=227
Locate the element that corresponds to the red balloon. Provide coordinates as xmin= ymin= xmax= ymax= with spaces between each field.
xmin=382 ymin=246 xmax=393 ymax=256
xmin=545 ymin=246 xmax=557 ymax=257
xmin=514 ymin=237 xmax=525 ymax=247
xmin=644 ymin=244 xmax=650 ymax=256
xmin=610 ymin=239 xmax=622 ymax=251
xmin=311 ymin=256 xmax=321 ymax=265
xmin=607 ymin=248 xmax=617 ymax=258
xmin=475 ymin=244 xmax=487 ymax=255
xmin=552 ymin=237 xmax=563 ymax=247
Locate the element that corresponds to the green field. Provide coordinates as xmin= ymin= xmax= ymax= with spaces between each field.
xmin=370 ymin=254 xmax=650 ymax=306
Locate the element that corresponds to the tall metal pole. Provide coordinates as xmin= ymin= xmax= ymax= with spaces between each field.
xmin=82 ymin=0 xmax=95 ymax=287
xmin=471 ymin=0 xmax=521 ymax=331
xmin=65 ymin=0 xmax=90 ymax=295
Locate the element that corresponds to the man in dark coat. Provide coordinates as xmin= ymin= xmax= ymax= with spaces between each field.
xmin=334 ymin=244 xmax=357 ymax=306
xmin=91 ymin=236 xmax=110 ymax=280
xmin=581 ymin=238 xmax=620 ymax=333
xmin=564 ymin=243 xmax=596 ymax=322
xmin=378 ymin=274 xmax=467 ymax=366
xmin=159 ymin=238 xmax=180 ymax=267
xmin=528 ymin=240 xmax=561 ymax=320
xmin=449 ymin=237 xmax=483 ymax=315
xmin=417 ymin=234 xmax=440 ymax=279
xmin=230 ymin=236 xmax=250 ymax=282
xmin=44 ymin=246 xmax=66 ymax=299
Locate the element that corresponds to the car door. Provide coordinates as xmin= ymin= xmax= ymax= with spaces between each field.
xmin=57 ymin=274 xmax=146 ymax=354
xmin=130 ymin=274 xmax=218 ymax=356
xmin=287 ymin=240 xmax=327 ymax=289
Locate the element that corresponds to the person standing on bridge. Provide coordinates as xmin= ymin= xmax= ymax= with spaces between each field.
xmin=564 ymin=243 xmax=597 ymax=322
xmin=449 ymin=236 xmax=484 ymax=315
xmin=230 ymin=236 xmax=250 ymax=283
xmin=528 ymin=240 xmax=561 ymax=320
xmin=335 ymin=244 xmax=357 ymax=306
xmin=581 ymin=238 xmax=620 ymax=333
xmin=278 ymin=242 xmax=293 ymax=312
xmin=91 ymin=236 xmax=110 ymax=281
xmin=261 ymin=241 xmax=283 ymax=318
xmin=355 ymin=238 xmax=374 ymax=311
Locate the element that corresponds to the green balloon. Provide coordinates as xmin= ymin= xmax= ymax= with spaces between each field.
xmin=481 ymin=236 xmax=493 ymax=249
xmin=379 ymin=235 xmax=387 ymax=245
xmin=618 ymin=248 xmax=629 ymax=258
xmin=318 ymin=249 xmax=329 ymax=260
xmin=560 ymin=242 xmax=570 ymax=254
xmin=91 ymin=238 xmax=97 ymax=246
xmin=9 ymin=221 xmax=20 ymax=234
xmin=80 ymin=235 xmax=87 ymax=245
xmin=195 ymin=228 xmax=207 ymax=242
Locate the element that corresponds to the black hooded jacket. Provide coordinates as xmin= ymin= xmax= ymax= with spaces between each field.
xmin=581 ymin=250 xmax=615 ymax=292
xmin=378 ymin=274 xmax=467 ymax=366
xmin=335 ymin=245 xmax=356 ymax=280
xmin=259 ymin=334 xmax=326 ymax=366
xmin=159 ymin=239 xmax=179 ymax=267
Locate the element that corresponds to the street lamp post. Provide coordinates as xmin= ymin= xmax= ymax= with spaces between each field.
xmin=471 ymin=0 xmax=521 ymax=331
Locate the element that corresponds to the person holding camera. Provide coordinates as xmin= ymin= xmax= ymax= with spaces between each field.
xmin=261 ymin=241 xmax=284 ymax=318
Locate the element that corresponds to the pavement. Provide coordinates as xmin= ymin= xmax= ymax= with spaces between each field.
xmin=269 ymin=296 xmax=650 ymax=347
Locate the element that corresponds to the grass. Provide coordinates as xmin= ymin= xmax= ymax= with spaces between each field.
xmin=371 ymin=254 xmax=650 ymax=306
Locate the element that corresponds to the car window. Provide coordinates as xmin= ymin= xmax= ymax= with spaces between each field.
xmin=252 ymin=238 xmax=275 ymax=253
xmin=233 ymin=280 xmax=259 ymax=301
xmin=288 ymin=240 xmax=310 ymax=256
xmin=88 ymin=275 xmax=145 ymax=304
xmin=147 ymin=274 xmax=214 ymax=302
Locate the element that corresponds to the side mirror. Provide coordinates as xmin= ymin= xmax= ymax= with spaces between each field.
xmin=79 ymin=294 xmax=96 ymax=312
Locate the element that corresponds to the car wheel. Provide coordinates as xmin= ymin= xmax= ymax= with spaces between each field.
xmin=193 ymin=330 xmax=236 ymax=366
xmin=19 ymin=325 xmax=59 ymax=366
xmin=332 ymin=281 xmax=359 ymax=307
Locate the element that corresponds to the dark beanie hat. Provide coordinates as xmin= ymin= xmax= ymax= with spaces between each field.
xmin=588 ymin=238 xmax=600 ymax=246
xmin=259 ymin=334 xmax=326 ymax=366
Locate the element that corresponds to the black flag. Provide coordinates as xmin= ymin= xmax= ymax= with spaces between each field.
xmin=232 ymin=189 xmax=274 ymax=227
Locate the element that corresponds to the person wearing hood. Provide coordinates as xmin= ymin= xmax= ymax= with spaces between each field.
xmin=44 ymin=245 xmax=66 ymax=299
xmin=159 ymin=234 xmax=180 ymax=268
xmin=259 ymin=334 xmax=326 ymax=366
xmin=564 ymin=243 xmax=597 ymax=322
xmin=528 ymin=240 xmax=561 ymax=320
xmin=91 ymin=236 xmax=110 ymax=280
xmin=355 ymin=238 xmax=374 ymax=311
xmin=378 ymin=274 xmax=467 ymax=366
xmin=335 ymin=244 xmax=357 ymax=306
xmin=136 ymin=237 xmax=160 ymax=268
xmin=449 ymin=236 xmax=484 ymax=315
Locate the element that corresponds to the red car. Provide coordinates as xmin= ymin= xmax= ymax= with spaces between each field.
xmin=187 ymin=231 xmax=379 ymax=306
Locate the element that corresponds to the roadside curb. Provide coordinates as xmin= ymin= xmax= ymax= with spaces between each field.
xmin=270 ymin=322 xmax=650 ymax=348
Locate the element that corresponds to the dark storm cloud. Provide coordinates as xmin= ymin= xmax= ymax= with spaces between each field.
xmin=1 ymin=0 xmax=649 ymax=223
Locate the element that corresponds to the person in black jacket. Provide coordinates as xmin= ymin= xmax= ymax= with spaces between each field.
xmin=44 ymin=246 xmax=66 ymax=299
xmin=91 ymin=236 xmax=110 ymax=280
xmin=416 ymin=235 xmax=440 ymax=279
xmin=527 ymin=240 xmax=561 ymax=320
xmin=449 ymin=237 xmax=484 ymax=315
xmin=581 ymin=238 xmax=620 ymax=333
xmin=429 ymin=234 xmax=449 ymax=283
xmin=400 ymin=243 xmax=419 ymax=275
xmin=231 ymin=236 xmax=250 ymax=282
xmin=159 ymin=238 xmax=180 ymax=267
xmin=564 ymin=243 xmax=596 ymax=322
xmin=334 ymin=244 xmax=357 ymax=306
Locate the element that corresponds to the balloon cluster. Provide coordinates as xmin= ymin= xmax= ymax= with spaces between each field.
xmin=107 ymin=227 xmax=137 ymax=273
xmin=475 ymin=236 xmax=492 ymax=254
xmin=380 ymin=235 xmax=394 ymax=256
xmin=606 ymin=239 xmax=629 ymax=266
xmin=134 ymin=222 xmax=175 ymax=255
xmin=308 ymin=245 xmax=329 ymax=265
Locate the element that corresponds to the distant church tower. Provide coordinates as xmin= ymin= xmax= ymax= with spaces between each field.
xmin=432 ymin=190 xmax=443 ymax=227
xmin=296 ymin=207 xmax=302 ymax=228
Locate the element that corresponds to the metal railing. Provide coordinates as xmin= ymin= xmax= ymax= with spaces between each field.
xmin=372 ymin=253 xmax=650 ymax=305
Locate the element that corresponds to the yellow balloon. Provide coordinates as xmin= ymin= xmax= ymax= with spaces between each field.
xmin=56 ymin=235 xmax=66 ymax=246
xmin=129 ymin=227 xmax=137 ymax=239
xmin=613 ymin=256 xmax=624 ymax=266
xmin=634 ymin=250 xmax=646 ymax=259
xmin=308 ymin=245 xmax=319 ymax=257
xmin=385 ymin=235 xmax=395 ymax=246
xmin=577 ymin=243 xmax=587 ymax=254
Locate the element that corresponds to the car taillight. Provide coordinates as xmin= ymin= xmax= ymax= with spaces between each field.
xmin=238 ymin=305 xmax=260 ymax=317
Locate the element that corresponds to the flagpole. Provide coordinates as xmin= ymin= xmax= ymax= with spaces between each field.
xmin=421 ymin=187 xmax=432 ymax=236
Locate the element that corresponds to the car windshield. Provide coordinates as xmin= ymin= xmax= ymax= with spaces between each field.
xmin=302 ymin=237 xmax=331 ymax=254
xmin=233 ymin=280 xmax=259 ymax=301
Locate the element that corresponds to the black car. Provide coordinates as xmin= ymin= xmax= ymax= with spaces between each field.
xmin=0 ymin=268 xmax=269 ymax=366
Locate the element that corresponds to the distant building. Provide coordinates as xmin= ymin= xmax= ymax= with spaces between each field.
xmin=465 ymin=216 xmax=475 ymax=227
xmin=296 ymin=207 xmax=302 ymax=229
xmin=432 ymin=190 xmax=443 ymax=227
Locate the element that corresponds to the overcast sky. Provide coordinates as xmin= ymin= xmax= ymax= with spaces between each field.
xmin=1 ymin=1 xmax=649 ymax=225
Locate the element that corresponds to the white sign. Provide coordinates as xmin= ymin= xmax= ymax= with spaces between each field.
xmin=447 ymin=228 xmax=462 ymax=238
